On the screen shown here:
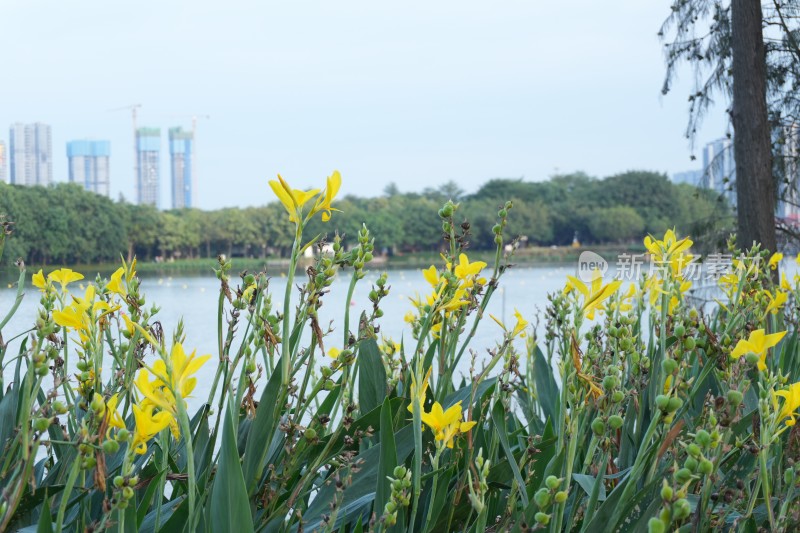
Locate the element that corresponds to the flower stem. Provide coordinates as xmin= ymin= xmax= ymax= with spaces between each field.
xmin=55 ymin=456 xmax=81 ymax=532
xmin=423 ymin=448 xmax=443 ymax=531
xmin=176 ymin=399 xmax=197 ymax=529
xmin=759 ymin=444 xmax=776 ymax=529
xmin=281 ymin=227 xmax=301 ymax=386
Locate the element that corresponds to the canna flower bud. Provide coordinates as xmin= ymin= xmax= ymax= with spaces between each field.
xmin=674 ymin=468 xmax=692 ymax=484
xmin=667 ymin=397 xmax=683 ymax=413
xmin=661 ymin=359 xmax=677 ymax=375
xmin=686 ymin=443 xmax=701 ymax=457
xmin=672 ymin=498 xmax=691 ymax=520
xmin=726 ymin=390 xmax=743 ymax=408
xmin=648 ymin=518 xmax=666 ymax=533
xmin=695 ymin=429 xmax=711 ymax=447
xmin=660 ymin=480 xmax=673 ymax=501
xmin=33 ymin=417 xmax=51 ymax=432
xmin=534 ymin=488 xmax=551 ymax=508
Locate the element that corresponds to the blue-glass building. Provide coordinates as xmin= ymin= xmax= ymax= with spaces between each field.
xmin=169 ymin=127 xmax=193 ymax=209
xmin=136 ymin=128 xmax=161 ymax=207
xmin=67 ymin=140 xmax=110 ymax=196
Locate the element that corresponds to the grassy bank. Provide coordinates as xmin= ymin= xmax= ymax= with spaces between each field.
xmin=1 ymin=244 xmax=645 ymax=284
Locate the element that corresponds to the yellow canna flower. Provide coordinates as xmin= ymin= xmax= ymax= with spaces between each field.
xmin=718 ymin=272 xmax=739 ymax=296
xmin=32 ymin=269 xmax=46 ymax=291
xmin=404 ymin=311 xmax=416 ymax=324
xmin=730 ymin=329 xmax=787 ymax=372
xmin=121 ymin=313 xmax=136 ymax=336
xmin=53 ymin=306 xmax=85 ymax=331
xmin=643 ymin=229 xmax=692 ymax=263
xmin=105 ymin=394 xmax=127 ymax=430
xmin=48 ymin=268 xmax=84 ymax=291
xmin=439 ymin=288 xmax=470 ymax=313
xmin=132 ymin=403 xmax=173 ymax=454
xmin=605 ymin=283 xmax=636 ymax=313
xmin=454 ymin=253 xmax=487 ymax=280
xmin=769 ymin=252 xmax=783 ymax=270
xmin=562 ymin=279 xmax=575 ymax=296
xmin=135 ymin=370 xmax=176 ymax=413
xmin=151 ymin=343 xmax=211 ymax=401
xmin=106 ymin=267 xmax=127 ymax=298
xmin=511 ymin=309 xmax=528 ymax=338
xmin=565 ymin=270 xmax=622 ymax=320
xmin=493 ymin=309 xmax=529 ymax=338
xmin=781 ymin=274 xmax=792 ymax=291
xmin=773 ymin=381 xmax=800 ymax=426
xmin=764 ymin=289 xmax=788 ymax=315
xmin=421 ymin=400 xmax=477 ymax=449
xmin=407 ymin=366 xmax=432 ymax=415
xmin=269 ymin=174 xmax=320 ymax=224
xmin=311 ymin=170 xmax=342 ymax=222
xmin=423 ymin=265 xmax=441 ymax=287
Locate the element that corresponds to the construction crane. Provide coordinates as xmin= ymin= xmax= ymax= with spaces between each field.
xmin=107 ymin=104 xmax=142 ymax=200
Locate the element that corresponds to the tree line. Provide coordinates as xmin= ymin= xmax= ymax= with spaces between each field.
xmin=0 ymin=170 xmax=731 ymax=267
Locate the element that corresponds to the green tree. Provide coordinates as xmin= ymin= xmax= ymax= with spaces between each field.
xmin=659 ymin=0 xmax=800 ymax=253
xmin=589 ymin=206 xmax=646 ymax=243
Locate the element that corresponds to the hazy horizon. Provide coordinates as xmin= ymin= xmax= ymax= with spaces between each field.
xmin=1 ymin=1 xmax=727 ymax=210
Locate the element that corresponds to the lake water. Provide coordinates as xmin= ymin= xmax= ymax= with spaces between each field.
xmin=0 ymin=265 xmax=573 ymax=411
xmin=3 ymin=259 xmax=795 ymax=412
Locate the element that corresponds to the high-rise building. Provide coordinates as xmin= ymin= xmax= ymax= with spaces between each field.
xmin=67 ymin=140 xmax=111 ymax=196
xmin=168 ymin=127 xmax=194 ymax=209
xmin=136 ymin=128 xmax=160 ymax=207
xmin=702 ymin=137 xmax=736 ymax=207
xmin=0 ymin=140 xmax=6 ymax=183
xmin=9 ymin=123 xmax=52 ymax=186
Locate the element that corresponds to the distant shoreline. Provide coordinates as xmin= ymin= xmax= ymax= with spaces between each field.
xmin=1 ymin=245 xmax=644 ymax=284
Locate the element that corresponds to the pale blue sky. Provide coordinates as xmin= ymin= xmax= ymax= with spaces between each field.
xmin=0 ymin=1 xmax=727 ymax=209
